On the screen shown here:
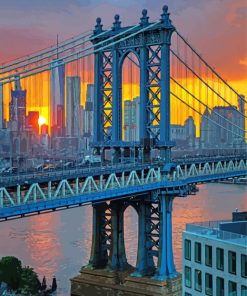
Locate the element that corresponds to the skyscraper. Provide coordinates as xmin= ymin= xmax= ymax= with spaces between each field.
xmin=184 ymin=116 xmax=196 ymax=148
xmin=83 ymin=84 xmax=94 ymax=150
xmin=200 ymin=108 xmax=213 ymax=148
xmin=84 ymin=84 xmax=94 ymax=135
xmin=9 ymin=76 xmax=26 ymax=132
xmin=50 ymin=60 xmax=65 ymax=137
xmin=66 ymin=76 xmax=81 ymax=137
xmin=124 ymin=97 xmax=140 ymax=141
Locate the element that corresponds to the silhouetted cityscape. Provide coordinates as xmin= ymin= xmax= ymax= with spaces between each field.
xmin=0 ymin=70 xmax=245 ymax=173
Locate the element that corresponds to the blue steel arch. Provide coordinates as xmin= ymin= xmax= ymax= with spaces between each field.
xmin=119 ymin=50 xmax=140 ymax=142
xmin=118 ymin=49 xmax=141 ymax=69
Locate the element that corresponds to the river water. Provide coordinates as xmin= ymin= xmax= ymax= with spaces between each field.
xmin=0 ymin=184 xmax=246 ymax=295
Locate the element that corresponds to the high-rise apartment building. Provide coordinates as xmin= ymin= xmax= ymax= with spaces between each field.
xmin=66 ymin=76 xmax=81 ymax=137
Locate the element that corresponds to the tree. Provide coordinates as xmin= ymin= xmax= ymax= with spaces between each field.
xmin=0 ymin=256 xmax=22 ymax=290
xmin=18 ymin=266 xmax=41 ymax=295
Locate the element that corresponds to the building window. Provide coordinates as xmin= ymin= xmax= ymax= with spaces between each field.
xmin=195 ymin=269 xmax=202 ymax=292
xmin=216 ymin=277 xmax=224 ymax=296
xmin=241 ymin=254 xmax=247 ymax=278
xmin=229 ymin=281 xmax=237 ymax=296
xmin=205 ymin=245 xmax=212 ymax=267
xmin=205 ymin=273 xmax=213 ymax=295
xmin=228 ymin=251 xmax=236 ymax=275
xmin=195 ymin=242 xmax=201 ymax=263
xmin=185 ymin=293 xmax=192 ymax=296
xmin=216 ymin=248 xmax=224 ymax=271
xmin=185 ymin=266 xmax=191 ymax=288
xmin=241 ymin=285 xmax=247 ymax=296
xmin=185 ymin=239 xmax=191 ymax=260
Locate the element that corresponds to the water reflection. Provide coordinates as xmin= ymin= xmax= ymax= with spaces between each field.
xmin=124 ymin=206 xmax=138 ymax=266
xmin=24 ymin=214 xmax=62 ymax=279
xmin=0 ymin=184 xmax=246 ymax=295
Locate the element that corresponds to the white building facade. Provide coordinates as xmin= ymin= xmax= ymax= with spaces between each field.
xmin=182 ymin=221 xmax=247 ymax=296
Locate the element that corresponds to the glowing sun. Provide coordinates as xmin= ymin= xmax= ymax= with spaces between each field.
xmin=38 ymin=115 xmax=46 ymax=126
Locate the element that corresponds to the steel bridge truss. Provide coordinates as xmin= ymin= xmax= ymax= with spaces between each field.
xmin=0 ymin=159 xmax=246 ymax=217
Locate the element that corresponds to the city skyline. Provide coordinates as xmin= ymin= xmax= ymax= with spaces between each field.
xmin=0 ymin=0 xmax=246 ymax=129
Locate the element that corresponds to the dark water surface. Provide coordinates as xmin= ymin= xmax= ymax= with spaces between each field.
xmin=0 ymin=184 xmax=246 ymax=295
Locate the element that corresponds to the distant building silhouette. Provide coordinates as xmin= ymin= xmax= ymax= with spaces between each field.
xmin=170 ymin=117 xmax=196 ymax=148
xmin=83 ymin=84 xmax=94 ymax=150
xmin=200 ymin=97 xmax=245 ymax=148
xmin=124 ymin=97 xmax=140 ymax=142
xmin=66 ymin=76 xmax=81 ymax=137
xmin=9 ymin=76 xmax=26 ymax=132
xmin=26 ymin=111 xmax=39 ymax=135
xmin=50 ymin=60 xmax=65 ymax=138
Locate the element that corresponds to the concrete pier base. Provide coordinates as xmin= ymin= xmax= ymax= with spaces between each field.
xmin=71 ymin=268 xmax=182 ymax=296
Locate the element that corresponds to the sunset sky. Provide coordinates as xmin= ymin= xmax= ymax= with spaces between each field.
xmin=0 ymin=0 xmax=246 ymax=86
xmin=0 ymin=0 xmax=246 ymax=129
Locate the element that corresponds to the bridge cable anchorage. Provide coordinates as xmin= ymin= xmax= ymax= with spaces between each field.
xmin=175 ymin=31 xmax=247 ymax=105
xmin=170 ymin=91 xmax=247 ymax=141
xmin=170 ymin=49 xmax=247 ymax=120
xmin=125 ymin=54 xmax=246 ymax=137
xmin=0 ymin=27 xmax=113 ymax=80
xmin=1 ymin=21 xmax=161 ymax=85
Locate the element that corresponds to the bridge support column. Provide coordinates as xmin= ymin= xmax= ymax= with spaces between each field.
xmin=154 ymin=193 xmax=176 ymax=280
xmin=132 ymin=198 xmax=155 ymax=277
xmin=107 ymin=201 xmax=129 ymax=271
xmin=87 ymin=203 xmax=109 ymax=269
xmin=87 ymin=201 xmax=129 ymax=271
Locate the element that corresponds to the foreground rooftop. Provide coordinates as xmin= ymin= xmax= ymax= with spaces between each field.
xmin=186 ymin=219 xmax=247 ymax=247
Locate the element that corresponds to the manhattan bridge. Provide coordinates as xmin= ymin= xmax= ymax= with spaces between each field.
xmin=0 ymin=5 xmax=246 ymax=296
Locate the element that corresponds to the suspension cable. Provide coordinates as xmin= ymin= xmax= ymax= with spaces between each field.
xmin=0 ymin=28 xmax=111 ymax=78
xmin=171 ymin=77 xmax=246 ymax=135
xmin=1 ymin=21 xmax=160 ymax=85
xmin=0 ymin=30 xmax=92 ymax=71
xmin=171 ymin=92 xmax=246 ymax=141
xmin=175 ymin=31 xmax=247 ymax=104
xmin=170 ymin=49 xmax=247 ymax=119
xmin=126 ymin=53 xmax=246 ymax=136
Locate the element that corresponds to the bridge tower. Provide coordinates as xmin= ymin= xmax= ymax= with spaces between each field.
xmin=71 ymin=6 xmax=182 ymax=296
xmin=92 ymin=5 xmax=175 ymax=164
